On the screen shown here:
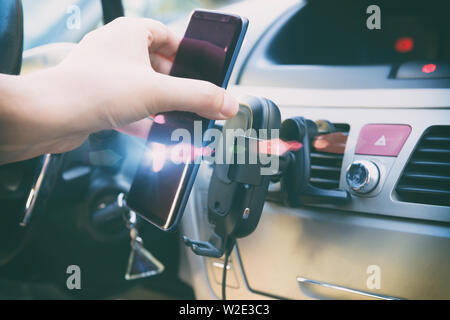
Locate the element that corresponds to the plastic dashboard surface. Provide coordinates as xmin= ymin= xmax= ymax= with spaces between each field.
xmin=175 ymin=0 xmax=450 ymax=300
xmin=180 ymin=86 xmax=450 ymax=300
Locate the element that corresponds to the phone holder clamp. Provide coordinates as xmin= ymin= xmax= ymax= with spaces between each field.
xmin=183 ymin=96 xmax=351 ymax=258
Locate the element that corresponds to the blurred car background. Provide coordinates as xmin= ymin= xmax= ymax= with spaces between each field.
xmin=1 ymin=0 xmax=449 ymax=300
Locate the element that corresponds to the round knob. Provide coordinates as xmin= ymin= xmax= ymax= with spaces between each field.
xmin=346 ymin=160 xmax=380 ymax=194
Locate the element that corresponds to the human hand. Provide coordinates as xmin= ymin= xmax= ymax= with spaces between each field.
xmin=0 ymin=17 xmax=238 ymax=164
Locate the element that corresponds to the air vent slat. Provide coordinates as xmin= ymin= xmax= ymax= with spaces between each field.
xmin=310 ymin=152 xmax=343 ymax=160
xmin=309 ymin=177 xmax=339 ymax=184
xmin=424 ymin=136 xmax=450 ymax=143
xmin=409 ymin=160 xmax=450 ymax=168
xmin=416 ymin=148 xmax=450 ymax=154
xmin=309 ymin=123 xmax=349 ymax=190
xmin=309 ymin=177 xmax=339 ymax=189
xmin=403 ymin=172 xmax=450 ymax=181
xmin=396 ymin=126 xmax=450 ymax=207
xmin=397 ymin=186 xmax=450 ymax=197
xmin=310 ymin=165 xmax=341 ymax=173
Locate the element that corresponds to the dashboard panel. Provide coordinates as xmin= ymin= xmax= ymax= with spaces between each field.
xmin=179 ymin=0 xmax=450 ymax=300
xmin=238 ymin=0 xmax=450 ymax=89
xmin=264 ymin=1 xmax=450 ymax=66
xmin=181 ymin=86 xmax=450 ymax=300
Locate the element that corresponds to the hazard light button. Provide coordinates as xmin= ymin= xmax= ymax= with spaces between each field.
xmin=356 ymin=124 xmax=411 ymax=157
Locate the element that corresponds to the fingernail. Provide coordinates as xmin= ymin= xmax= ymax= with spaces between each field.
xmin=221 ymin=93 xmax=239 ymax=118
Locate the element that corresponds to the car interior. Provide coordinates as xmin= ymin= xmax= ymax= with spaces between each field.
xmin=0 ymin=0 xmax=449 ymax=300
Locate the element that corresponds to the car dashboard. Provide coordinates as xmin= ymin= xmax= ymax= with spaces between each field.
xmin=0 ymin=0 xmax=448 ymax=300
xmin=178 ymin=0 xmax=450 ymax=300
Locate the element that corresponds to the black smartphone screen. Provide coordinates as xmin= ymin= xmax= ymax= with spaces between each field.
xmin=127 ymin=11 xmax=247 ymax=230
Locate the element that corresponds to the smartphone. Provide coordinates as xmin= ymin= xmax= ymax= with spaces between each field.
xmin=126 ymin=10 xmax=248 ymax=231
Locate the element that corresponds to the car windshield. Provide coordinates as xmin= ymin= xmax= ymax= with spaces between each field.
xmin=22 ymin=0 xmax=243 ymax=50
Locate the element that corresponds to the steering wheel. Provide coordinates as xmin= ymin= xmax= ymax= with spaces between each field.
xmin=0 ymin=0 xmax=70 ymax=266
xmin=0 ymin=0 xmax=76 ymax=265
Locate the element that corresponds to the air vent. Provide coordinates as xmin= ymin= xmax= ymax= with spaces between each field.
xmin=396 ymin=126 xmax=450 ymax=207
xmin=309 ymin=123 xmax=349 ymax=190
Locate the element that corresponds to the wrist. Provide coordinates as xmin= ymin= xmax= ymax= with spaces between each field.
xmin=0 ymin=73 xmax=35 ymax=163
xmin=0 ymin=68 xmax=86 ymax=164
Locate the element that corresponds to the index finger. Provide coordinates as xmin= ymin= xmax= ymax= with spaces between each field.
xmin=139 ymin=18 xmax=181 ymax=60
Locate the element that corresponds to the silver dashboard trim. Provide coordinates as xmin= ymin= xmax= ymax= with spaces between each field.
xmin=297 ymin=276 xmax=402 ymax=300
xmin=20 ymin=154 xmax=51 ymax=227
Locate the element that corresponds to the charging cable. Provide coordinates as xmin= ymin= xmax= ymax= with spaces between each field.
xmin=221 ymin=238 xmax=236 ymax=300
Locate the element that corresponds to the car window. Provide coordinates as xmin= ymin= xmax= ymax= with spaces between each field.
xmin=123 ymin=0 xmax=243 ymax=23
xmin=22 ymin=0 xmax=103 ymax=50
xmin=22 ymin=0 xmax=243 ymax=50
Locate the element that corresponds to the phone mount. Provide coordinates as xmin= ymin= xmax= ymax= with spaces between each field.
xmin=183 ymin=97 xmax=351 ymax=258
xmin=278 ymin=117 xmax=351 ymax=206
xmin=183 ymin=95 xmax=281 ymax=257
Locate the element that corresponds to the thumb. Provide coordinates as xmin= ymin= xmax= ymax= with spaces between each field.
xmin=151 ymin=73 xmax=239 ymax=120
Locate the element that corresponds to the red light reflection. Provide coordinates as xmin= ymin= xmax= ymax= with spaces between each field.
xmin=395 ymin=37 xmax=414 ymax=53
xmin=258 ymin=139 xmax=303 ymax=156
xmin=422 ymin=63 xmax=436 ymax=74
xmin=313 ymin=132 xmax=347 ymax=154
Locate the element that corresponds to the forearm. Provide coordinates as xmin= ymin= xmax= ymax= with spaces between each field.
xmin=0 ymin=73 xmax=34 ymax=164
xmin=0 ymin=70 xmax=83 ymax=165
